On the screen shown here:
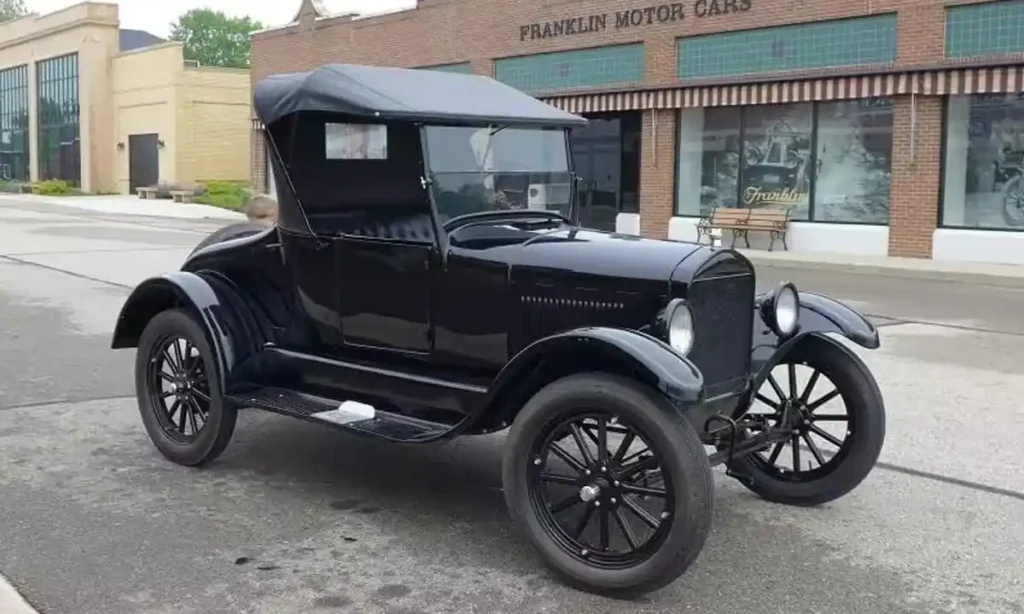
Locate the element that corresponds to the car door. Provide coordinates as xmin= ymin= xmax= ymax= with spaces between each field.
xmin=335 ymin=226 xmax=435 ymax=355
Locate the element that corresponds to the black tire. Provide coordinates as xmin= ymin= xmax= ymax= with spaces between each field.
xmin=134 ymin=308 xmax=237 ymax=467
xmin=189 ymin=222 xmax=266 ymax=257
xmin=727 ymin=334 xmax=886 ymax=507
xmin=502 ymin=372 xmax=714 ymax=599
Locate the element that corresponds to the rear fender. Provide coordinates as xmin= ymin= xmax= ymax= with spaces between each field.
xmin=111 ymin=272 xmax=241 ymax=393
xmin=749 ymin=291 xmax=879 ymax=397
xmin=477 ymin=327 xmax=705 ymax=430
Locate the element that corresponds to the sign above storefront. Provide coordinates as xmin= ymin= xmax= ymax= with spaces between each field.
xmin=519 ymin=0 xmax=752 ymax=42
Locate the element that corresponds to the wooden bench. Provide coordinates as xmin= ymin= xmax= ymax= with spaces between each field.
xmin=696 ymin=206 xmax=792 ymax=251
xmin=136 ymin=186 xmax=159 ymax=199
xmin=170 ymin=190 xmax=194 ymax=203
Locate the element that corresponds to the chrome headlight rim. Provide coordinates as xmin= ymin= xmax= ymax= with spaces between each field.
xmin=665 ymin=298 xmax=695 ymax=356
xmin=761 ymin=281 xmax=800 ymax=338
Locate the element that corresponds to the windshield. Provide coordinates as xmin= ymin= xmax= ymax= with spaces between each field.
xmin=424 ymin=125 xmax=573 ymax=221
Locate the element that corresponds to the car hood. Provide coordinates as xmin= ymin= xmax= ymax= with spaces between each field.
xmin=505 ymin=226 xmax=704 ymax=294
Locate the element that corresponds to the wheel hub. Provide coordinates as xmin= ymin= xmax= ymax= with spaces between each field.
xmin=579 ymin=484 xmax=601 ymax=502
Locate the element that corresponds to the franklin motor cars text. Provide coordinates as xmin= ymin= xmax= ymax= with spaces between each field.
xmin=518 ymin=0 xmax=753 ymax=41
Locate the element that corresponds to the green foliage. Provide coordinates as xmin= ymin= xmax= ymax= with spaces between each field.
xmin=0 ymin=0 xmax=26 ymax=23
xmin=168 ymin=9 xmax=264 ymax=69
xmin=32 ymin=179 xmax=72 ymax=195
xmin=194 ymin=180 xmax=252 ymax=210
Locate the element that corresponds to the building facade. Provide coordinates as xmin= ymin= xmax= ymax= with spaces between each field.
xmin=250 ymin=0 xmax=1024 ymax=265
xmin=0 ymin=2 xmax=251 ymax=195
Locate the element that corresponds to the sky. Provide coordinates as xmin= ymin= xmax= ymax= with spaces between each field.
xmin=24 ymin=0 xmax=418 ymax=37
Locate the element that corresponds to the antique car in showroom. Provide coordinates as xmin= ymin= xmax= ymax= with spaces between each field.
xmin=111 ymin=63 xmax=886 ymax=598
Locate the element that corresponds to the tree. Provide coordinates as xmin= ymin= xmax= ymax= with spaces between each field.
xmin=168 ymin=9 xmax=264 ymax=69
xmin=0 ymin=0 xmax=27 ymax=23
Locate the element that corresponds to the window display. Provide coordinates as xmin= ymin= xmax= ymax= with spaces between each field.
xmin=942 ymin=93 xmax=1024 ymax=230
xmin=676 ymin=98 xmax=893 ymax=224
xmin=740 ymin=103 xmax=813 ymax=221
xmin=814 ymin=99 xmax=893 ymax=224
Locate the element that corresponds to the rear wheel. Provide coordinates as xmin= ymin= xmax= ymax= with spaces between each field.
xmin=727 ymin=334 xmax=885 ymax=506
xmin=134 ymin=309 xmax=236 ymax=467
xmin=502 ymin=373 xmax=714 ymax=598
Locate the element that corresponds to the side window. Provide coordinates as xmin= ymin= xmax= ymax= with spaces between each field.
xmin=325 ymin=123 xmax=388 ymax=160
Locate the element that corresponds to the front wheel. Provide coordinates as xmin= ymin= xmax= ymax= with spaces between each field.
xmin=502 ymin=373 xmax=714 ymax=598
xmin=727 ymin=334 xmax=886 ymax=507
xmin=134 ymin=308 xmax=237 ymax=467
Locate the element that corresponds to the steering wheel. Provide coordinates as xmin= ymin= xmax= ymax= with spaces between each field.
xmin=441 ymin=209 xmax=572 ymax=233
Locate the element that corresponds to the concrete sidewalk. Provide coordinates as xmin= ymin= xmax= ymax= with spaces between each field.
xmin=0 ymin=575 xmax=39 ymax=614
xmin=740 ymin=248 xmax=1024 ymax=289
xmin=0 ymin=193 xmax=245 ymax=221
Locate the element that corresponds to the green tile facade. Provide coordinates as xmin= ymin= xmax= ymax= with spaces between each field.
xmin=416 ymin=62 xmax=473 ymax=73
xmin=495 ymin=44 xmax=644 ymax=93
xmin=678 ymin=14 xmax=897 ymax=79
xmin=946 ymin=0 xmax=1024 ymax=58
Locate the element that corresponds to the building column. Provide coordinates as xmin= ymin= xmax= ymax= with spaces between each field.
xmin=888 ymin=95 xmax=943 ymax=258
xmin=27 ymin=61 xmax=38 ymax=182
xmin=639 ymin=108 xmax=677 ymax=239
xmin=251 ymin=124 xmax=267 ymax=193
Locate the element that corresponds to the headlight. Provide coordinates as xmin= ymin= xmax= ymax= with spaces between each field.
xmin=761 ymin=281 xmax=800 ymax=337
xmin=667 ymin=300 xmax=695 ymax=355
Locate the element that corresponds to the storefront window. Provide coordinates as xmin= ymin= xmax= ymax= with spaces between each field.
xmin=676 ymin=107 xmax=741 ymax=217
xmin=740 ymin=103 xmax=813 ymax=221
xmin=676 ymin=99 xmax=893 ymax=224
xmin=36 ymin=53 xmax=81 ymax=186
xmin=941 ymin=93 xmax=1024 ymax=230
xmin=815 ymin=98 xmax=893 ymax=224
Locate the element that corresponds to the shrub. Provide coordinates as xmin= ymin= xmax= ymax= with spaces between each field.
xmin=32 ymin=179 xmax=71 ymax=195
xmin=193 ymin=180 xmax=252 ymax=210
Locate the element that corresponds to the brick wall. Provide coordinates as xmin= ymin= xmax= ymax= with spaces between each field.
xmin=889 ymin=95 xmax=944 ymax=258
xmin=250 ymin=0 xmax=1015 ymax=255
xmin=639 ymin=109 xmax=677 ymax=239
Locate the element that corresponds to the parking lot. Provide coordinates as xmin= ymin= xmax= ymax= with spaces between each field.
xmin=1 ymin=197 xmax=1022 ymax=614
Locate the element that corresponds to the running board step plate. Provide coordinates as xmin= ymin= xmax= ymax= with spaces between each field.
xmin=227 ymin=387 xmax=450 ymax=443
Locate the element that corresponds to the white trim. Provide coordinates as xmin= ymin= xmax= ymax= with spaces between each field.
xmin=615 ymin=212 xmax=640 ymax=235
xmin=668 ymin=217 xmax=890 ymax=256
xmin=933 ymin=228 xmax=1024 ymax=266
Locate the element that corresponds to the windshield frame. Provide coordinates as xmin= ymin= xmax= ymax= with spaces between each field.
xmin=420 ymin=123 xmax=579 ymax=228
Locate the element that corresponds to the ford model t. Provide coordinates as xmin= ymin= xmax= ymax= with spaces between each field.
xmin=111 ymin=64 xmax=886 ymax=598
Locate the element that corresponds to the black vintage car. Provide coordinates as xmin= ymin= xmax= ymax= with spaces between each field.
xmin=112 ymin=64 xmax=886 ymax=598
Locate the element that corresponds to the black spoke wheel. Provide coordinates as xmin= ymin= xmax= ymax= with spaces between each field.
xmin=728 ymin=334 xmax=886 ymax=507
xmin=503 ymin=373 xmax=713 ymax=598
xmin=134 ymin=309 xmax=237 ymax=467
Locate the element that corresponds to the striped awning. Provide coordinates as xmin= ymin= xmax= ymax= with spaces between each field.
xmin=540 ymin=65 xmax=1024 ymax=113
xmin=248 ymin=64 xmax=1024 ymax=128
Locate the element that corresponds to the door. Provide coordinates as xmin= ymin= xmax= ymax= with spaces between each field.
xmin=570 ymin=117 xmax=622 ymax=232
xmin=335 ymin=236 xmax=434 ymax=354
xmin=128 ymin=133 xmax=159 ymax=193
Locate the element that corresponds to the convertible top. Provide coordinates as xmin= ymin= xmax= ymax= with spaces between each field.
xmin=253 ymin=63 xmax=589 ymax=128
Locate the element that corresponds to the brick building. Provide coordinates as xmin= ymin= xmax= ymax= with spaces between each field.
xmin=250 ymin=0 xmax=1024 ymax=265
xmin=0 ymin=2 xmax=251 ymax=195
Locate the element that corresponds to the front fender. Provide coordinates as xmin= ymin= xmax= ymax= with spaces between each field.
xmin=750 ymin=291 xmax=879 ymax=388
xmin=489 ymin=326 xmax=705 ymax=410
xmin=111 ymin=272 xmax=238 ymax=393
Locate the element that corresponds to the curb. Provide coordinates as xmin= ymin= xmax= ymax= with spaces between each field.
xmin=742 ymin=253 xmax=1024 ymax=290
xmin=0 ymin=575 xmax=40 ymax=614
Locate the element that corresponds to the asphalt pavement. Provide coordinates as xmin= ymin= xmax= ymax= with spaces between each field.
xmin=1 ymin=198 xmax=1022 ymax=614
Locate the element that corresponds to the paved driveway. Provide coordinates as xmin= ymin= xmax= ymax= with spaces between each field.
xmin=1 ymin=199 xmax=1022 ymax=614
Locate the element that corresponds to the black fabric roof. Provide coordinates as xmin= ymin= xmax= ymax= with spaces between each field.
xmin=253 ymin=63 xmax=588 ymax=128
xmin=119 ymin=29 xmax=165 ymax=52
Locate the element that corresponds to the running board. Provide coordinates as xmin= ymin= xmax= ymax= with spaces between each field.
xmin=227 ymin=387 xmax=453 ymax=443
